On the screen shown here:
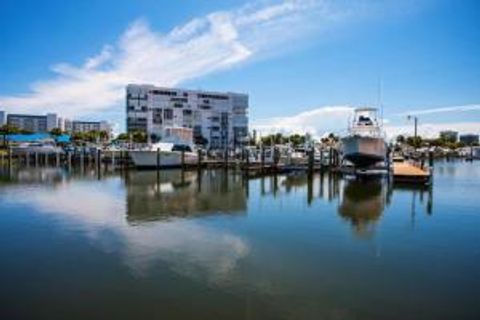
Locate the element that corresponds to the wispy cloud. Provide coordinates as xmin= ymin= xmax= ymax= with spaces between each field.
xmin=384 ymin=122 xmax=480 ymax=139
xmin=395 ymin=104 xmax=480 ymax=116
xmin=0 ymin=0 xmax=358 ymax=120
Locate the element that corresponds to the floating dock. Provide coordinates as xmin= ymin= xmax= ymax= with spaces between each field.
xmin=392 ymin=162 xmax=431 ymax=184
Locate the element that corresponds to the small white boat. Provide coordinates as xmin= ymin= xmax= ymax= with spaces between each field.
xmin=10 ymin=140 xmax=63 ymax=154
xmin=129 ymin=127 xmax=198 ymax=168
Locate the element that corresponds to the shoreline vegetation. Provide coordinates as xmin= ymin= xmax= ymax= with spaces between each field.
xmin=1 ymin=124 xmax=478 ymax=152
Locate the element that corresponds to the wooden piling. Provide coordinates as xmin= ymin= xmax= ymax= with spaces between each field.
xmin=156 ymin=148 xmax=161 ymax=171
xmin=7 ymin=146 xmax=12 ymax=170
xmin=308 ymin=147 xmax=314 ymax=176
xmin=223 ymin=148 xmax=228 ymax=170
xmin=329 ymin=147 xmax=333 ymax=167
xmin=197 ymin=149 xmax=202 ymax=169
xmin=111 ymin=151 xmax=116 ymax=170
xmin=68 ymin=151 xmax=72 ymax=169
xmin=261 ymin=147 xmax=265 ymax=173
xmin=181 ymin=149 xmax=185 ymax=171
xmin=319 ymin=147 xmax=324 ymax=168
xmin=97 ymin=149 xmax=102 ymax=173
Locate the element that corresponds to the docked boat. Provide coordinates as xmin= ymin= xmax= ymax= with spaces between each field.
xmin=129 ymin=127 xmax=198 ymax=168
xmin=10 ymin=140 xmax=64 ymax=154
xmin=341 ymin=108 xmax=387 ymax=168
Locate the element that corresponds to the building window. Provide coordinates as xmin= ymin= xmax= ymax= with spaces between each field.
xmin=198 ymin=93 xmax=228 ymax=100
xmin=164 ymin=109 xmax=173 ymax=120
xmin=151 ymin=90 xmax=177 ymax=96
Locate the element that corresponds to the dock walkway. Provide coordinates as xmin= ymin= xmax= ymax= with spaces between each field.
xmin=392 ymin=161 xmax=431 ymax=184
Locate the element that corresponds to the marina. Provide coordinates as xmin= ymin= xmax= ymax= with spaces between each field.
xmin=1 ymin=1 xmax=479 ymax=318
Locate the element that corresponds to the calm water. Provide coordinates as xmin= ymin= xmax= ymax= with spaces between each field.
xmin=0 ymin=161 xmax=479 ymax=319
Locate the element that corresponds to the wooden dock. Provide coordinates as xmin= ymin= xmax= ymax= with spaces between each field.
xmin=392 ymin=161 xmax=431 ymax=184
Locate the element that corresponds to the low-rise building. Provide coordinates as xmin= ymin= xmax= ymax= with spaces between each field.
xmin=70 ymin=120 xmax=110 ymax=133
xmin=459 ymin=134 xmax=479 ymax=145
xmin=439 ymin=130 xmax=459 ymax=142
xmin=0 ymin=110 xmax=5 ymax=126
xmin=7 ymin=113 xmax=58 ymax=133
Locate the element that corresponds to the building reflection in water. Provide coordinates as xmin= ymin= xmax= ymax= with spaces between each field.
xmin=124 ymin=170 xmax=247 ymax=223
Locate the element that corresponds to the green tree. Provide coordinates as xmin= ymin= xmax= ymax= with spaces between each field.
xmin=406 ymin=136 xmax=423 ymax=148
xmin=116 ymin=133 xmax=129 ymax=141
xmin=50 ymin=128 xmax=63 ymax=136
xmin=0 ymin=124 xmax=21 ymax=135
xmin=396 ymin=135 xmax=405 ymax=144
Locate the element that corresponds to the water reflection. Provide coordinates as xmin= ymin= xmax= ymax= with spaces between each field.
xmin=338 ymin=178 xmax=387 ymax=238
xmin=1 ymin=163 xmax=477 ymax=320
xmin=0 ymin=168 xmax=250 ymax=281
xmin=0 ymin=166 xmax=437 ymax=261
xmin=125 ymin=170 xmax=247 ymax=222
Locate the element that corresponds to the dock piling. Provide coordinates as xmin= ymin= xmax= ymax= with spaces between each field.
xmin=181 ymin=149 xmax=185 ymax=171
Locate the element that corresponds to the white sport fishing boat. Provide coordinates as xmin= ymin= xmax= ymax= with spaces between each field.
xmin=341 ymin=108 xmax=387 ymax=168
xmin=129 ymin=127 xmax=198 ymax=168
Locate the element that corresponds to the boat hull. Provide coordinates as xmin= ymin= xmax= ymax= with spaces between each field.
xmin=130 ymin=151 xmax=198 ymax=168
xmin=341 ymin=136 xmax=386 ymax=168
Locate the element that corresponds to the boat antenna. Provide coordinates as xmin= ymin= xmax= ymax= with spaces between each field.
xmin=377 ymin=76 xmax=384 ymax=127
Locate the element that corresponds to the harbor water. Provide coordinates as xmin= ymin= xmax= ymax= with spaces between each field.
xmin=0 ymin=161 xmax=479 ymax=319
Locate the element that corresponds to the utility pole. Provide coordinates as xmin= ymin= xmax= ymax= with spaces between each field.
xmin=407 ymin=115 xmax=419 ymax=150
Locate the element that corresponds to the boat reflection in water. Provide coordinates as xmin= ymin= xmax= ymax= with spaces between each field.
xmin=338 ymin=178 xmax=387 ymax=238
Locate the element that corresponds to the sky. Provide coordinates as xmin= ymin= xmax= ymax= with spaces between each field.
xmin=0 ymin=0 xmax=479 ymax=138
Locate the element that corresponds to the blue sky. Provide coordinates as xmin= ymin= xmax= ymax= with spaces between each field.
xmin=1 ymin=0 xmax=479 ymax=137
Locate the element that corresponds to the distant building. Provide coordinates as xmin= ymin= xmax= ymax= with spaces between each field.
xmin=439 ymin=130 xmax=458 ymax=142
xmin=126 ymin=84 xmax=249 ymax=149
xmin=0 ymin=110 xmax=5 ymax=126
xmin=64 ymin=119 xmax=73 ymax=132
xmin=7 ymin=113 xmax=58 ymax=133
xmin=68 ymin=120 xmax=111 ymax=134
xmin=459 ymin=134 xmax=479 ymax=145
xmin=57 ymin=117 xmax=65 ymax=131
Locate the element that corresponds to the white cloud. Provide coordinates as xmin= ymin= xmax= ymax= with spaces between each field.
xmin=252 ymin=104 xmax=480 ymax=139
xmin=0 ymin=0 xmax=352 ymax=120
xmin=252 ymin=105 xmax=354 ymax=138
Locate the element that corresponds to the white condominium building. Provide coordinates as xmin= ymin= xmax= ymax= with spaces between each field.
xmin=126 ymin=84 xmax=249 ymax=149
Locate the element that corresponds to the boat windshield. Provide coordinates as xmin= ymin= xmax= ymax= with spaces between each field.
xmin=350 ymin=108 xmax=383 ymax=137
xmin=172 ymin=144 xmax=192 ymax=152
